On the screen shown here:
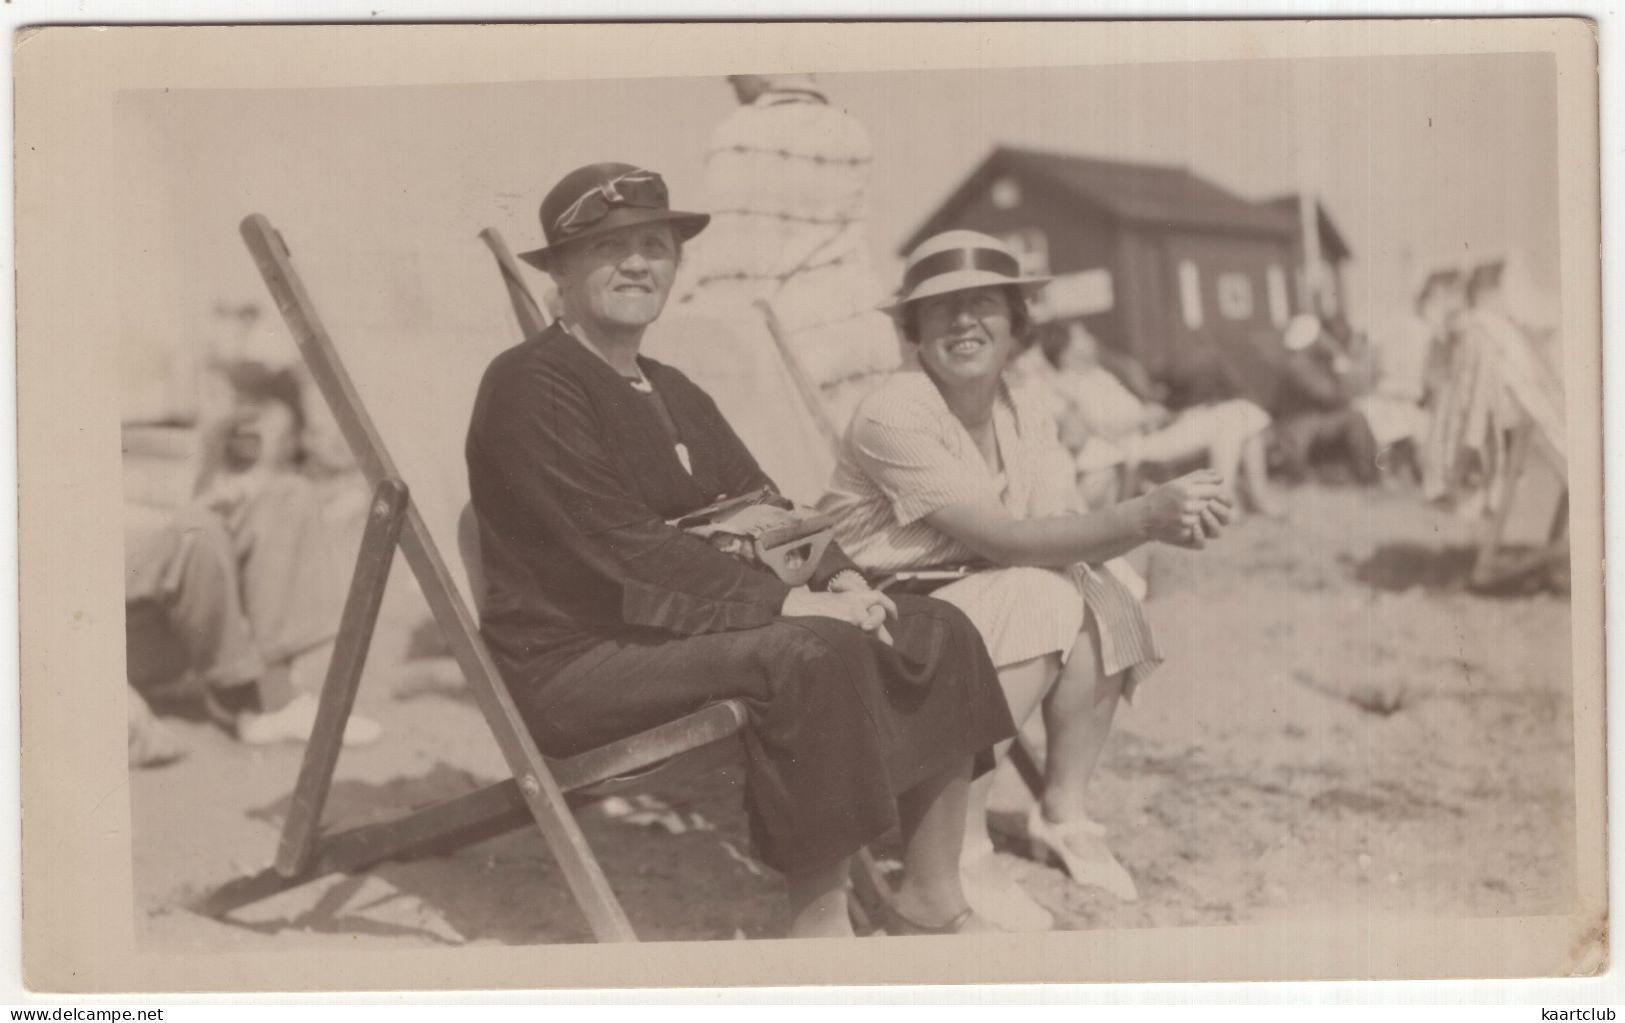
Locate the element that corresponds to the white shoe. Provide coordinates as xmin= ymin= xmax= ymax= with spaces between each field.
xmin=128 ymin=693 xmax=186 ymax=769
xmin=236 ymin=693 xmax=383 ymax=747
xmin=960 ymin=840 xmax=1054 ymax=932
xmin=1027 ymin=806 xmax=1139 ymax=902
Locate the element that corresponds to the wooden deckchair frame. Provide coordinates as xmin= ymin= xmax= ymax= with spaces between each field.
xmin=1470 ymin=418 xmax=1570 ymax=591
xmin=196 ymin=215 xmax=750 ymax=942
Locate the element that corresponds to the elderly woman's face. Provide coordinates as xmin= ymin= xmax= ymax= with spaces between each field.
xmin=913 ymin=285 xmax=1017 ymax=387
xmin=556 ymin=223 xmax=678 ymax=336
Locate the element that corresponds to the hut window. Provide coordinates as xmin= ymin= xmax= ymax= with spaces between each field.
xmin=997 ymin=228 xmax=1050 ymax=276
xmin=1266 ymin=264 xmax=1290 ymax=327
xmin=991 ymin=177 xmax=1022 ymax=209
xmin=1178 ymin=261 xmax=1203 ymax=329
xmin=1217 ymin=273 xmax=1255 ymax=321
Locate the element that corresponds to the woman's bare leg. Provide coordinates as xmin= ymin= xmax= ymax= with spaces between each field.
xmin=1207 ymin=426 xmax=1248 ymax=510
xmin=785 ymin=859 xmax=857 ymax=939
xmin=964 ymin=653 xmax=1061 ymax=854
xmin=957 ymin=656 xmax=1064 ymax=929
xmin=890 ymin=760 xmax=995 ymax=930
xmin=1238 ymin=432 xmax=1284 ymax=518
xmin=1032 ymin=617 xmax=1137 ymax=898
xmin=1039 ymin=617 xmax=1121 ymax=819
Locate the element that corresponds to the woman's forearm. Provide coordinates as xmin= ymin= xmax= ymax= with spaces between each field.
xmin=928 ymin=497 xmax=1151 ymax=569
xmin=1002 ymin=499 xmax=1150 ymax=566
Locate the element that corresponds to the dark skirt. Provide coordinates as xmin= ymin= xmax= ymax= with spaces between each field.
xmin=514 ymin=594 xmax=1015 ymax=877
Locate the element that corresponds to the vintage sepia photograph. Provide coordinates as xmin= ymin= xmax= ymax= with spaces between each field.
xmin=16 ymin=20 xmax=1605 ymax=991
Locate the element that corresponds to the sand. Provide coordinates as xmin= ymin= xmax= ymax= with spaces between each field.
xmin=130 ymin=478 xmax=1576 ymax=949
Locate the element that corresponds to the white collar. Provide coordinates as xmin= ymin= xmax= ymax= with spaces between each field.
xmin=561 ymin=319 xmax=652 ymax=391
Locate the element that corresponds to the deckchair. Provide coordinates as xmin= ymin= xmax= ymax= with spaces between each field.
xmin=1470 ymin=417 xmax=1569 ymax=591
xmin=1420 ymin=306 xmax=1572 ymax=593
xmin=195 ymin=215 xmax=749 ymax=942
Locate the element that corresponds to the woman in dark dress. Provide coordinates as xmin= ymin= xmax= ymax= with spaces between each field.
xmin=465 ymin=163 xmax=1015 ymax=938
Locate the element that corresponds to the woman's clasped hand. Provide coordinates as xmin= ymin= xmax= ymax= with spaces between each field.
xmin=1138 ymin=468 xmax=1234 ymax=548
xmin=782 ymin=586 xmax=898 ymax=640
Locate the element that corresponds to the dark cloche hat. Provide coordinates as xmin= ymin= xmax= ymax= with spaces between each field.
xmin=517 ymin=162 xmax=710 ymax=271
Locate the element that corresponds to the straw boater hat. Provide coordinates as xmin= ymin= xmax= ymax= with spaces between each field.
xmin=518 ymin=162 xmax=711 ymax=272
xmin=880 ymin=230 xmax=1052 ymax=317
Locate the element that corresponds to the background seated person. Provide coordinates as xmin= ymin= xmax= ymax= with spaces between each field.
xmin=1354 ymin=270 xmax=1465 ymax=482
xmin=1028 ymin=321 xmax=1280 ymax=519
xmin=470 ymin=164 xmax=1017 ymax=939
xmin=125 ymin=364 xmax=380 ymax=766
xmin=1274 ymin=314 xmax=1379 ymax=485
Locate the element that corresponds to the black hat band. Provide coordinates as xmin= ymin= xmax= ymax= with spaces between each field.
xmin=901 ymin=246 xmax=1022 ymax=295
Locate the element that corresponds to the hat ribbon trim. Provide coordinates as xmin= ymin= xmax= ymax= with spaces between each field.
xmin=902 ymin=246 xmax=1021 ymax=295
xmin=554 ymin=169 xmax=666 ymax=235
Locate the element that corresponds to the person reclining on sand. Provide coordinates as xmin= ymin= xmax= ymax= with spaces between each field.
xmin=1019 ymin=321 xmax=1280 ymax=518
xmin=126 ymin=364 xmax=381 ymax=767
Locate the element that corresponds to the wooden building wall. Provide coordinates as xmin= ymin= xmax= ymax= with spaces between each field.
xmin=911 ymin=164 xmax=1313 ymax=400
xmin=1157 ymin=230 xmax=1299 ymax=405
xmin=927 ymin=171 xmax=1126 ymax=351
xmin=1111 ymin=229 xmax=1169 ymax=372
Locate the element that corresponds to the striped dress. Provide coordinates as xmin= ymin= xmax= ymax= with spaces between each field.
xmin=819 ymin=371 xmax=1162 ymax=695
xmin=676 ymin=87 xmax=903 ymax=435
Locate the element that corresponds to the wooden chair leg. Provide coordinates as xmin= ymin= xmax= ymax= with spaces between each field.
xmin=1471 ymin=421 xmax=1535 ymax=589
xmin=200 ymin=780 xmax=531 ymax=918
xmin=1008 ymin=735 xmax=1046 ymax=799
xmin=395 ymin=514 xmax=638 ymax=942
xmin=275 ymin=479 xmax=408 ymax=878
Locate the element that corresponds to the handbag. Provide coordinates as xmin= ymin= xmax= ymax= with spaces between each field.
xmin=876 ymin=564 xmax=983 ymax=596
xmin=669 ymin=486 xmax=834 ymax=587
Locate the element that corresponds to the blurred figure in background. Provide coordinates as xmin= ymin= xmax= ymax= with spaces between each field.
xmin=1029 ymin=322 xmax=1280 ymax=518
xmin=1272 ymin=314 xmax=1379 ymax=485
xmin=1354 ymin=270 xmax=1464 ymax=482
xmin=1422 ymin=254 xmax=1566 ymax=515
xmin=678 ymin=73 xmax=901 ymax=434
xmin=126 ymin=363 xmax=380 ymax=767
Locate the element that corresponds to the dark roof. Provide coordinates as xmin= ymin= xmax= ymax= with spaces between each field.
xmin=1262 ymin=195 xmax=1352 ymax=263
xmin=903 ymin=145 xmax=1299 ymax=252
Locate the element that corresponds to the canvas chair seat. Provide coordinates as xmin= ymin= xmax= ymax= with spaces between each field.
xmin=454 ymin=502 xmax=748 ymax=791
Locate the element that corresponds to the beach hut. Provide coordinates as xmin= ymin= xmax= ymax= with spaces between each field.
xmin=901 ymin=146 xmax=1350 ymax=395
xmin=1262 ymin=194 xmax=1355 ymax=321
